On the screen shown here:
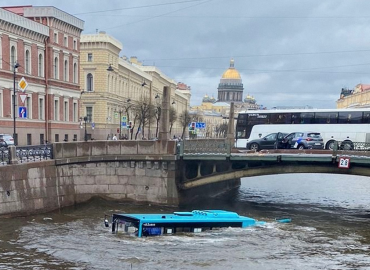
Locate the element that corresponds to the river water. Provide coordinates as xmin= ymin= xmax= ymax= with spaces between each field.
xmin=0 ymin=173 xmax=369 ymax=270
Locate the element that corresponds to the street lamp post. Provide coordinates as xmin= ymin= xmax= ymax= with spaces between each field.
xmin=84 ymin=116 xmax=88 ymax=141
xmin=115 ymin=109 xmax=123 ymax=139
xmin=13 ymin=62 xmax=20 ymax=145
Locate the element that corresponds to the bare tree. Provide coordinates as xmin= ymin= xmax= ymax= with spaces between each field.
xmin=153 ymin=100 xmax=161 ymax=138
xmin=131 ymin=97 xmax=151 ymax=139
xmin=169 ymin=106 xmax=178 ymax=136
xmin=179 ymin=109 xmax=192 ymax=139
xmin=215 ymin=123 xmax=228 ymax=138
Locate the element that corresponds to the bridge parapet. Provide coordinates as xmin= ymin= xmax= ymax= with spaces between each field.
xmin=54 ymin=140 xmax=177 ymax=160
xmin=179 ymin=139 xmax=230 ymax=157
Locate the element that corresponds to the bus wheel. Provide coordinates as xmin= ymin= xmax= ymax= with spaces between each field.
xmin=326 ymin=140 xmax=336 ymax=150
xmin=249 ymin=143 xmax=260 ymax=151
xmin=340 ymin=141 xmax=354 ymax=150
xmin=297 ymin=144 xmax=305 ymax=150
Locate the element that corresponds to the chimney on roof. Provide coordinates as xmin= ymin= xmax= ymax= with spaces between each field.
xmin=130 ymin=56 xmax=138 ymax=64
xmin=130 ymin=56 xmax=142 ymax=65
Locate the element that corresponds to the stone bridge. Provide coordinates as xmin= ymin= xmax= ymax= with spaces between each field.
xmin=1 ymin=139 xmax=370 ymax=217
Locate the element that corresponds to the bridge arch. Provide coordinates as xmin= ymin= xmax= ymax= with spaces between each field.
xmin=181 ymin=163 xmax=370 ymax=190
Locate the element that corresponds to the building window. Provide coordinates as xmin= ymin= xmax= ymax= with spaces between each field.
xmin=25 ymin=50 xmax=30 ymax=74
xmin=54 ymin=57 xmax=59 ymax=79
xmin=54 ymin=32 xmax=58 ymax=43
xmin=27 ymin=134 xmax=32 ymax=145
xmin=39 ymin=98 xmax=44 ymax=120
xmin=54 ymin=99 xmax=59 ymax=121
xmin=87 ymin=53 xmax=93 ymax=62
xmin=26 ymin=97 xmax=32 ymax=119
xmin=73 ymin=40 xmax=77 ymax=50
xmin=86 ymin=106 xmax=93 ymax=123
xmin=40 ymin=134 xmax=44 ymax=144
xmin=10 ymin=46 xmax=16 ymax=69
xmin=64 ymin=36 xmax=68 ymax=47
xmin=64 ymin=134 xmax=68 ymax=142
xmin=64 ymin=60 xmax=68 ymax=81
xmin=73 ymin=102 xmax=77 ymax=122
xmin=64 ymin=101 xmax=69 ymax=121
xmin=55 ymin=134 xmax=59 ymax=142
xmin=87 ymin=73 xmax=93 ymax=91
xmin=73 ymin=63 xmax=77 ymax=83
xmin=38 ymin=54 xmax=43 ymax=77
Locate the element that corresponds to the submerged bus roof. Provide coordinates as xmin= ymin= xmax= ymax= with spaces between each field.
xmin=113 ymin=210 xmax=256 ymax=224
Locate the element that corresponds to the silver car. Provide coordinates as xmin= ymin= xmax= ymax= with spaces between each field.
xmin=0 ymin=134 xmax=15 ymax=146
xmin=283 ymin=132 xmax=324 ymax=150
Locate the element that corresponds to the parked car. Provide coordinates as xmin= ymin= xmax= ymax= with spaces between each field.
xmin=0 ymin=134 xmax=14 ymax=146
xmin=282 ymin=132 xmax=324 ymax=150
xmin=247 ymin=132 xmax=288 ymax=151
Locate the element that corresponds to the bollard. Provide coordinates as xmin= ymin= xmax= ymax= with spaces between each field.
xmin=9 ymin=145 xmax=18 ymax=164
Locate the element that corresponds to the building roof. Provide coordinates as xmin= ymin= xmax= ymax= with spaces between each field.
xmin=212 ymin=102 xmax=230 ymax=107
xmin=81 ymin=32 xmax=122 ymax=50
xmin=355 ymin=84 xmax=370 ymax=92
xmin=0 ymin=7 xmax=49 ymax=36
xmin=221 ymin=59 xmax=241 ymax=79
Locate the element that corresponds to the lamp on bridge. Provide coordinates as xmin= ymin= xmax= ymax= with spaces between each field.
xmin=79 ymin=116 xmax=88 ymax=141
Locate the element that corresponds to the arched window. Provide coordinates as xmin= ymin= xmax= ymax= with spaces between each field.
xmin=25 ymin=50 xmax=30 ymax=74
xmin=64 ymin=60 xmax=68 ymax=81
xmin=73 ymin=63 xmax=77 ymax=83
xmin=54 ymin=57 xmax=59 ymax=79
xmin=10 ymin=46 xmax=16 ymax=70
xmin=87 ymin=73 xmax=93 ymax=91
xmin=38 ymin=54 xmax=43 ymax=77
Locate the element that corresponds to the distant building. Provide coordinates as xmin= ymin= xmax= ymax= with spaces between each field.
xmin=218 ymin=59 xmax=244 ymax=102
xmin=337 ymin=84 xmax=370 ymax=108
xmin=80 ymin=31 xmax=190 ymax=139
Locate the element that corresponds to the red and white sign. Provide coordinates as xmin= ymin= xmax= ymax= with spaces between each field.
xmin=19 ymin=93 xmax=27 ymax=104
xmin=338 ymin=157 xmax=350 ymax=169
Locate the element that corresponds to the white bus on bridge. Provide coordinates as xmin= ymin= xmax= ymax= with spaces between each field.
xmin=235 ymin=108 xmax=370 ymax=150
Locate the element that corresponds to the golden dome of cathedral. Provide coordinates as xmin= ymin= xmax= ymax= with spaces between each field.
xmin=221 ymin=59 xmax=241 ymax=79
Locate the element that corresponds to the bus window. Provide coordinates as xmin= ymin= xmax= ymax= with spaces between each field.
xmin=270 ymin=113 xmax=291 ymax=124
xmin=338 ymin=111 xmax=362 ymax=123
xmin=237 ymin=114 xmax=247 ymax=126
xmin=236 ymin=127 xmax=246 ymax=139
xmin=247 ymin=113 xmax=269 ymax=125
xmin=300 ymin=112 xmax=314 ymax=124
xmin=314 ymin=112 xmax=338 ymax=124
xmin=363 ymin=112 xmax=370 ymax=123
xmin=291 ymin=113 xmax=301 ymax=124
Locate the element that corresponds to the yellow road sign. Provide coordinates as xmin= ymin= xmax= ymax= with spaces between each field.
xmin=18 ymin=77 xmax=28 ymax=92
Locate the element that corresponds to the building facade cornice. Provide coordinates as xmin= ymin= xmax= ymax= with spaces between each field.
xmin=0 ymin=8 xmax=49 ymax=36
xmin=23 ymin=6 xmax=84 ymax=31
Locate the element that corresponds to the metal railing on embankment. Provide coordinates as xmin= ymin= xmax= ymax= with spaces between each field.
xmin=0 ymin=144 xmax=54 ymax=165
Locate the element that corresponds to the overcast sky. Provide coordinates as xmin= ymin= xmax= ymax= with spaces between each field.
xmin=4 ymin=0 xmax=370 ymax=108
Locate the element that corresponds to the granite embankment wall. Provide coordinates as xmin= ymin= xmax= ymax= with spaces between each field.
xmin=0 ymin=140 xmax=178 ymax=217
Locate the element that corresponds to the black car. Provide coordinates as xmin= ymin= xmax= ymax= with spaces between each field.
xmin=247 ymin=132 xmax=288 ymax=151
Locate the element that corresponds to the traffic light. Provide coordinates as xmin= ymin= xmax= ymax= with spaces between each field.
xmin=189 ymin=122 xmax=196 ymax=131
